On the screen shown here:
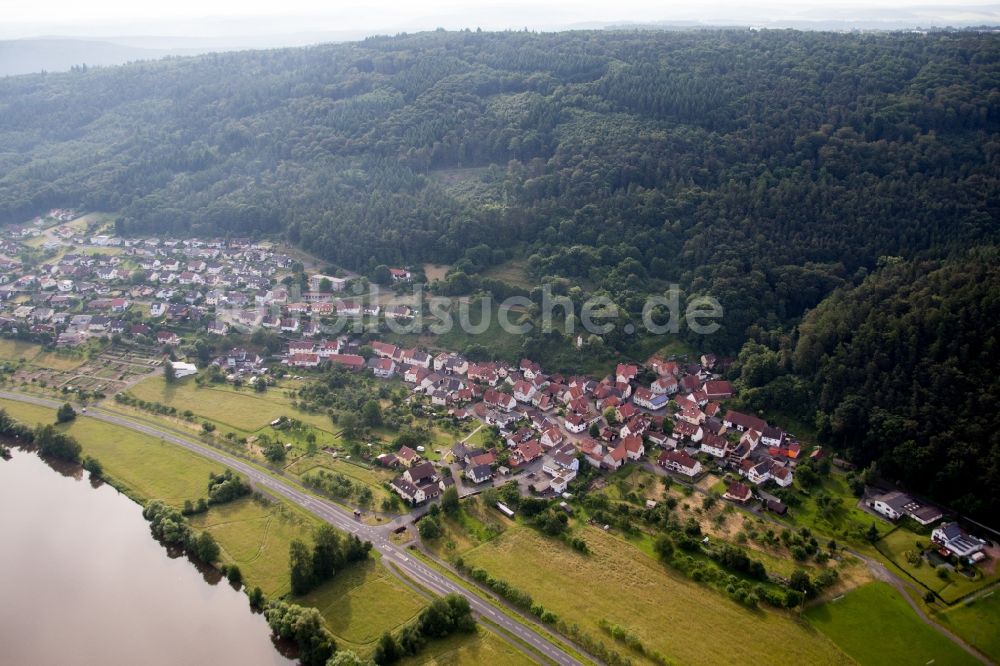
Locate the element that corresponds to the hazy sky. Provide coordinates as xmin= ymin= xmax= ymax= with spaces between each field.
xmin=2 ymin=0 xmax=999 ymax=39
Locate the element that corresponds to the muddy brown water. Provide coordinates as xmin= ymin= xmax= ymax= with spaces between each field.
xmin=0 ymin=447 xmax=295 ymax=666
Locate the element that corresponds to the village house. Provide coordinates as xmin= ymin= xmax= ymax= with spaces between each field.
xmin=512 ymin=380 xmax=537 ymax=403
xmin=373 ymin=358 xmax=397 ymax=379
xmin=466 ymin=464 xmax=494 ymax=484
xmin=671 ymin=421 xmax=703 ymax=442
xmin=702 ymin=380 xmax=734 ymax=400
xmin=658 ymin=450 xmax=702 ymax=478
xmin=651 ymin=375 xmax=679 ymax=395
xmin=483 ymin=388 xmax=516 ymax=412
xmin=326 ymin=354 xmax=366 ymax=370
xmin=699 ymin=432 xmax=728 ymax=458
xmin=289 ymin=353 xmax=320 ymax=368
xmin=770 ymin=463 xmax=794 ymax=487
xmin=155 ymin=330 xmax=180 ymax=346
xmin=724 ymin=482 xmax=753 ymax=503
xmin=389 ymin=268 xmax=412 ymax=282
xmin=633 ymin=387 xmax=669 ymax=410
xmin=868 ymin=491 xmax=943 ymax=525
xmin=396 ymin=446 xmax=420 ymax=468
xmin=622 ymin=435 xmax=645 ymax=461
xmin=932 ymin=522 xmax=985 ymax=559
xmin=741 ymin=460 xmax=772 ymax=485
xmin=723 ymin=410 xmax=768 ymax=433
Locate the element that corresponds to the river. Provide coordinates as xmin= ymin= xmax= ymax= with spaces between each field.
xmin=0 ymin=447 xmax=295 ymax=666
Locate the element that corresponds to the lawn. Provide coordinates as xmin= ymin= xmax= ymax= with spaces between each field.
xmin=876 ymin=527 xmax=1000 ymax=603
xmin=480 ymin=259 xmax=535 ymax=289
xmin=933 ymin=591 xmax=1000 ymax=663
xmin=777 ymin=473 xmax=893 ymax=545
xmin=398 ymin=626 xmax=536 ymax=666
xmin=805 ymin=582 xmax=979 ymax=666
xmin=461 ymin=523 xmax=851 ymax=666
xmin=285 ymin=454 xmax=395 ymax=508
xmin=189 ymin=497 xmax=320 ymax=597
xmin=128 ymin=375 xmax=335 ymax=434
xmin=299 ymin=559 xmax=427 ymax=650
xmin=0 ymin=339 xmax=44 ymax=362
xmin=600 ymin=466 xmax=666 ymax=503
xmin=0 ymin=397 xmax=216 ymax=503
xmin=425 ymin=500 xmax=508 ymax=561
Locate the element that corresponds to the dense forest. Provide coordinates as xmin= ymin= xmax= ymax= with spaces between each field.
xmin=2 ymin=29 xmax=999 ymax=512
xmin=737 ymin=250 xmax=1000 ymax=519
xmin=1 ymin=29 xmax=999 ymax=351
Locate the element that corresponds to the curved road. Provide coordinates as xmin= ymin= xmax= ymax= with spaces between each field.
xmin=0 ymin=390 xmax=584 ymax=666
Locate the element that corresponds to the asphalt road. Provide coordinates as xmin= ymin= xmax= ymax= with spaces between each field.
xmin=0 ymin=390 xmax=583 ymax=666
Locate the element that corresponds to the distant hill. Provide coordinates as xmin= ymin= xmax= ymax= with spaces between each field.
xmin=0 ymin=29 xmax=997 ymax=355
xmin=0 ymin=38 xmax=186 ymax=76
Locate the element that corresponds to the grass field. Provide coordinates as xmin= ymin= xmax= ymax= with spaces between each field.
xmin=0 ymin=339 xmax=44 ymax=361
xmin=285 ymin=454 xmax=395 ymax=508
xmin=128 ymin=375 xmax=335 ymax=434
xmin=299 ymin=559 xmax=427 ymax=649
xmin=0 ymin=396 xmax=438 ymax=656
xmin=0 ymin=397 xmax=216 ymax=503
xmin=0 ymin=339 xmax=86 ymax=369
xmin=480 ymin=259 xmax=534 ymax=289
xmin=805 ymin=582 xmax=979 ymax=666
xmin=876 ymin=527 xmax=1000 ymax=603
xmin=461 ymin=523 xmax=851 ymax=666
xmin=933 ymin=591 xmax=1000 ymax=663
xmin=423 ymin=264 xmax=451 ymax=283
xmin=385 ymin=300 xmax=525 ymax=362
xmin=777 ymin=473 xmax=894 ymax=545
xmin=398 ymin=626 xmax=536 ymax=666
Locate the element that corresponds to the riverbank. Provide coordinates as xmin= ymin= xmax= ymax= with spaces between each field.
xmin=0 ymin=445 xmax=294 ymax=666
xmin=0 ymin=398 xmax=527 ymax=664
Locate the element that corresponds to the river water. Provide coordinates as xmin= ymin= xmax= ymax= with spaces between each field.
xmin=0 ymin=447 xmax=295 ymax=666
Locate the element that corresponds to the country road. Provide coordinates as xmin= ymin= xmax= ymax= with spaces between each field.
xmin=0 ymin=390 xmax=585 ymax=666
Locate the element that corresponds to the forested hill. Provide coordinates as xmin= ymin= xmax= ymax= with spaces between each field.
xmin=736 ymin=250 xmax=1000 ymax=519
xmin=1 ymin=29 xmax=1000 ymax=350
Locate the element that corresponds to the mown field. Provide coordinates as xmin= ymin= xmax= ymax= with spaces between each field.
xmin=0 ymin=397 xmax=452 ymax=658
xmin=875 ymin=527 xmax=1000 ymax=603
xmin=128 ymin=375 xmax=335 ymax=434
xmin=805 ymin=582 xmax=979 ymax=666
xmin=0 ymin=339 xmax=85 ymax=371
xmin=398 ymin=626 xmax=536 ymax=666
xmin=460 ymin=520 xmax=852 ymax=666
xmin=933 ymin=591 xmax=1000 ymax=663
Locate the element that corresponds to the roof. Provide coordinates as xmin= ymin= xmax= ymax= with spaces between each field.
xmin=659 ymin=449 xmax=697 ymax=469
xmin=607 ymin=443 xmax=627 ymax=462
xmin=936 ymin=522 xmax=965 ymax=540
xmin=408 ymin=461 xmax=437 ymax=483
xmin=622 ymin=435 xmax=644 ymax=453
xmin=469 ymin=464 xmax=493 ymax=479
xmin=702 ymin=380 xmax=734 ymax=396
xmin=875 ymin=491 xmax=913 ymax=513
xmin=327 ymin=353 xmax=365 ymax=368
xmin=515 ymin=439 xmax=543 ymax=461
xmin=724 ymin=410 xmax=767 ymax=431
xmin=725 ymin=482 xmax=752 ymax=499
xmin=391 ymin=478 xmax=418 ymax=496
